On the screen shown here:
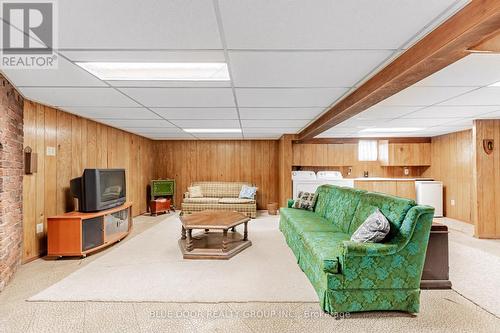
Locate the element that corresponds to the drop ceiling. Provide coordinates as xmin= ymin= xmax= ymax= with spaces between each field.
xmin=318 ymin=53 xmax=500 ymax=138
xmin=1 ymin=0 xmax=470 ymax=140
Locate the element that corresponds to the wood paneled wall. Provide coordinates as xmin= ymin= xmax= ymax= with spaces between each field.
xmin=278 ymin=135 xmax=294 ymax=207
xmin=423 ymin=130 xmax=473 ymax=223
xmin=23 ymin=101 xmax=154 ymax=262
xmin=153 ymin=140 xmax=279 ymax=209
xmin=472 ymin=120 xmax=500 ymax=238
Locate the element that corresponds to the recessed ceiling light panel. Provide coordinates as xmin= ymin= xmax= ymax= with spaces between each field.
xmin=183 ymin=128 xmax=241 ymax=133
xmin=75 ymin=62 xmax=230 ymax=81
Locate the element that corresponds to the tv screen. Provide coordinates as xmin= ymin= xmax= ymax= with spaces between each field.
xmin=99 ymin=170 xmax=125 ymax=202
xmin=70 ymin=169 xmax=126 ymax=212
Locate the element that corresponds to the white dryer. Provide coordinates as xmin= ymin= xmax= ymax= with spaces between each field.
xmin=292 ymin=171 xmax=354 ymax=199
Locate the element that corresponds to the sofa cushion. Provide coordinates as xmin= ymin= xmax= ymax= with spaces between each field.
xmin=348 ymin=192 xmax=415 ymax=238
xmin=301 ymin=231 xmax=351 ymax=274
xmin=239 ymin=185 xmax=257 ymax=199
xmin=218 ymin=198 xmax=255 ymax=204
xmin=280 ymin=208 xmax=343 ymax=234
xmin=314 ymin=185 xmax=365 ymax=233
xmin=292 ymin=191 xmax=318 ymax=211
xmin=183 ymin=197 xmax=219 ymax=204
xmin=188 ymin=185 xmax=203 ymax=198
xmin=350 ymin=208 xmax=390 ymax=243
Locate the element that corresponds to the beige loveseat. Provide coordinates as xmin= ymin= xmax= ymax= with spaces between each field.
xmin=181 ymin=181 xmax=257 ymax=218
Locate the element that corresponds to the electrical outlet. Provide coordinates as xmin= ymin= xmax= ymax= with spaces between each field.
xmin=36 ymin=223 xmax=44 ymax=234
xmin=450 ymin=199 xmax=456 ymax=206
xmin=46 ymin=146 xmax=56 ymax=156
xmin=404 ymin=167 xmax=409 ymax=176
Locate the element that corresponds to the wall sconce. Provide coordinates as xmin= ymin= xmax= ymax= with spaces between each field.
xmin=24 ymin=146 xmax=37 ymax=174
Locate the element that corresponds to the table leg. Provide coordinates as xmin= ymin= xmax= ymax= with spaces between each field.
xmin=222 ymin=229 xmax=228 ymax=252
xmin=243 ymin=222 xmax=248 ymax=241
xmin=181 ymin=226 xmax=186 ymax=239
xmin=187 ymin=229 xmax=193 ymax=251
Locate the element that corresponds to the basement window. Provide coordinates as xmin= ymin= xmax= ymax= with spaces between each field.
xmin=358 ymin=140 xmax=378 ymax=161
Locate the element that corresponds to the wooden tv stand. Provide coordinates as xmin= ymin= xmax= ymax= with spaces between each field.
xmin=47 ymin=202 xmax=133 ymax=258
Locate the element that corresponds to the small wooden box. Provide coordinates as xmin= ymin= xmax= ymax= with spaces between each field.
xmin=150 ymin=198 xmax=170 ymax=216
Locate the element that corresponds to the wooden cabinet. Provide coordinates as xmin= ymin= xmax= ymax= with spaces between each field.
xmin=354 ymin=180 xmax=416 ymax=200
xmin=292 ymin=144 xmax=344 ymax=166
xmin=47 ymin=202 xmax=132 ymax=258
xmin=379 ymin=141 xmax=431 ymax=166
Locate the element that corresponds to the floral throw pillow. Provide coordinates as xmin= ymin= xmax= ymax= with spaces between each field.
xmin=239 ymin=185 xmax=257 ymax=199
xmin=351 ymin=208 xmax=390 ymax=243
xmin=292 ymin=191 xmax=318 ymax=211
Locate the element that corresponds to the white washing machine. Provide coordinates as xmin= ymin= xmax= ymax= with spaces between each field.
xmin=292 ymin=171 xmax=354 ymax=199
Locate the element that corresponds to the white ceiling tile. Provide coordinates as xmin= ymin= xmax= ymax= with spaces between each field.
xmin=169 ymin=119 xmax=240 ymax=128
xmin=3 ymin=57 xmax=106 ymax=87
xmin=378 ymin=86 xmax=476 ymax=106
xmin=244 ymin=135 xmax=281 ymax=139
xmin=152 ymin=108 xmax=238 ymax=120
xmin=439 ymin=87 xmax=500 ymax=106
xmin=356 ymin=106 xmax=421 ymax=119
xmin=476 ymin=110 xmax=500 ymax=119
xmin=18 ymin=87 xmax=139 ymax=107
xmin=239 ymin=107 xmax=324 ymax=119
xmin=61 ymin=107 xmax=161 ymax=119
xmin=219 ymin=0 xmax=462 ymax=49
xmin=150 ymin=135 xmax=197 ymax=140
xmin=229 ymin=50 xmax=392 ymax=87
xmin=235 ymin=88 xmax=348 ymax=107
xmin=61 ymin=50 xmax=226 ymax=63
xmin=415 ymin=54 xmax=500 ymax=87
xmin=386 ymin=118 xmax=455 ymax=127
xmin=59 ymin=0 xmax=221 ymax=49
xmin=123 ymin=127 xmax=185 ymax=134
xmin=242 ymin=128 xmax=301 ymax=134
xmin=119 ymin=88 xmax=236 ymax=107
xmin=401 ymin=106 xmax=500 ymax=118
xmin=97 ymin=119 xmax=175 ymax=128
xmin=241 ymin=119 xmax=309 ymax=128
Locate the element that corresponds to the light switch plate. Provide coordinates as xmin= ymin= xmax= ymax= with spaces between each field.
xmin=451 ymin=199 xmax=456 ymax=206
xmin=46 ymin=146 xmax=56 ymax=156
xmin=36 ymin=223 xmax=43 ymax=234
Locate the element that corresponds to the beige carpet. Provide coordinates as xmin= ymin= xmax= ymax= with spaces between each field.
xmin=30 ymin=213 xmax=318 ymax=302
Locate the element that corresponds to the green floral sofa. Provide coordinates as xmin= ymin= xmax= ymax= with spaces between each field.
xmin=280 ymin=185 xmax=434 ymax=314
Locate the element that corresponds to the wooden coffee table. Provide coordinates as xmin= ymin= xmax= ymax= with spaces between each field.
xmin=179 ymin=210 xmax=251 ymax=260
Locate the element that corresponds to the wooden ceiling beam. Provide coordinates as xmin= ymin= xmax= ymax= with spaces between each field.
xmin=469 ymin=30 xmax=500 ymax=52
xmin=298 ymin=0 xmax=500 ymax=141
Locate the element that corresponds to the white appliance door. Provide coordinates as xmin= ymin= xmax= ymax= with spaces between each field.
xmin=416 ymin=181 xmax=443 ymax=217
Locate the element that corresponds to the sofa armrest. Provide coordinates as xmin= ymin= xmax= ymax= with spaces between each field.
xmin=287 ymin=199 xmax=294 ymax=208
xmin=342 ymin=241 xmax=399 ymax=257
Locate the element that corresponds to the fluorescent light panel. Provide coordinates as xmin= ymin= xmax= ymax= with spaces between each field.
xmin=359 ymin=127 xmax=424 ymax=133
xmin=75 ymin=62 xmax=230 ymax=81
xmin=183 ymin=128 xmax=241 ymax=133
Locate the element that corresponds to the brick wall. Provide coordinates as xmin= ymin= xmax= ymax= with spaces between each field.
xmin=0 ymin=76 xmax=23 ymax=291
